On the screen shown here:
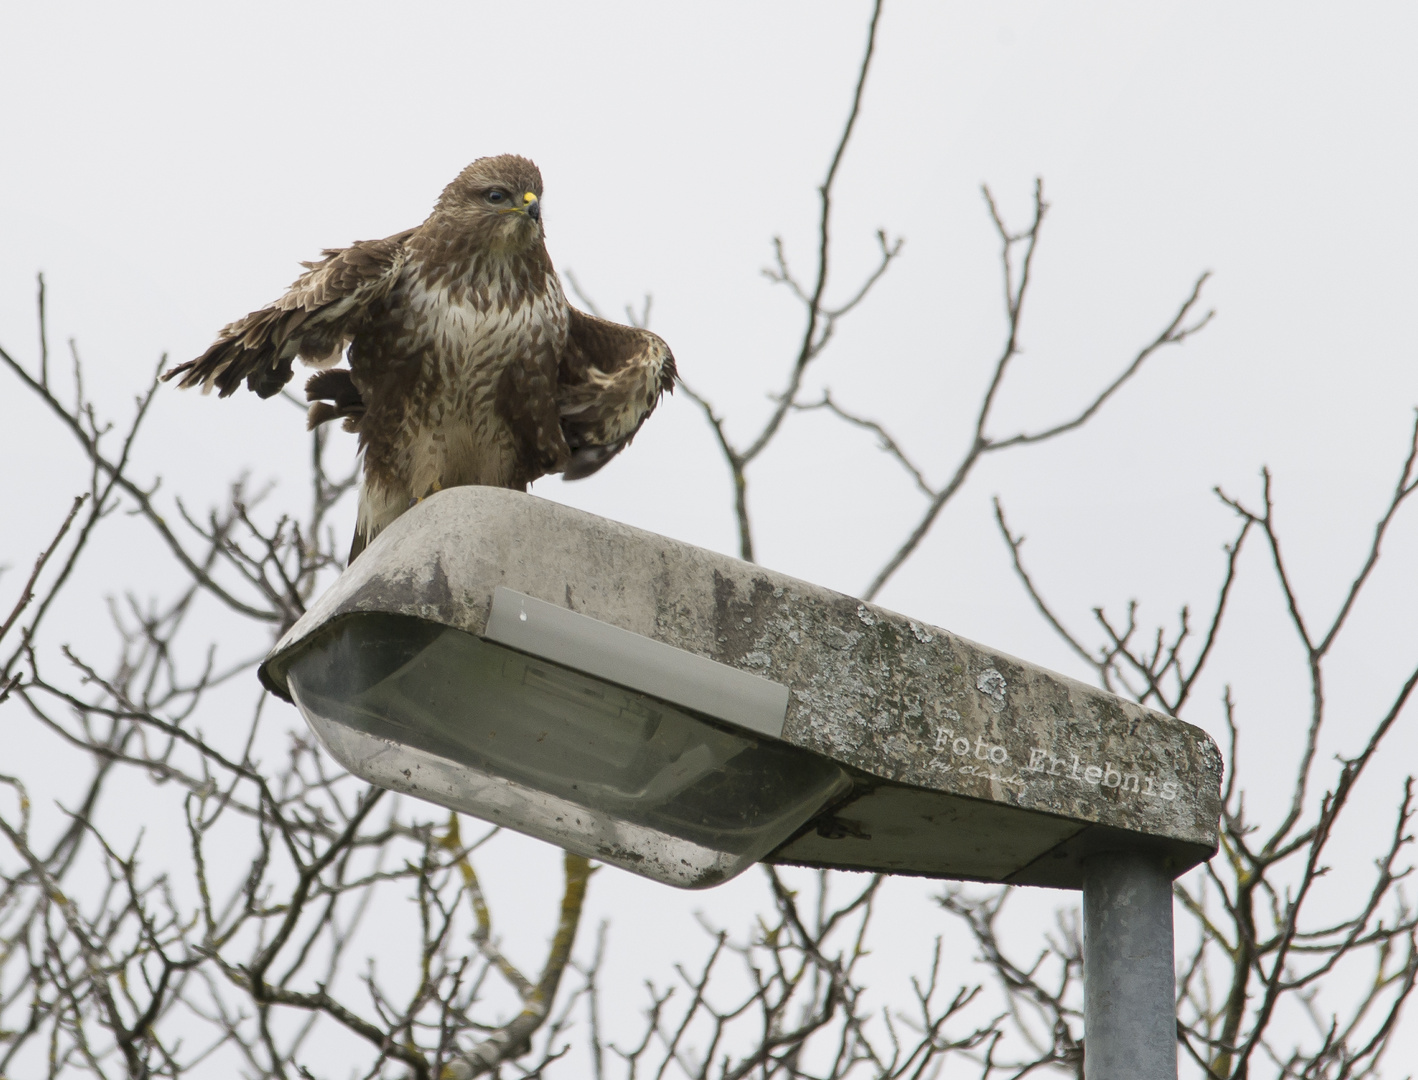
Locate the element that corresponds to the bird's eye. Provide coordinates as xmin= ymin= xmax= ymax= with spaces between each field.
xmin=486 ymin=190 xmax=507 ymax=203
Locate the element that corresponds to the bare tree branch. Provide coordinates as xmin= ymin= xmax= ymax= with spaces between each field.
xmin=674 ymin=0 xmax=893 ymax=563
xmin=862 ymin=242 xmax=1212 ymax=601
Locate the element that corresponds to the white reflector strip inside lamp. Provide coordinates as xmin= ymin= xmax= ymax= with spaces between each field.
xmin=483 ymin=588 xmax=791 ymax=741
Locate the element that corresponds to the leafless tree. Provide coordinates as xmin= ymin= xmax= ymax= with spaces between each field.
xmin=3 ymin=1 xmax=1414 ymax=1077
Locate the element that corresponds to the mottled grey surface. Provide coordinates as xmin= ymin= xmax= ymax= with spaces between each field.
xmin=265 ymin=487 xmax=1223 ymax=886
xmin=1083 ymin=853 xmax=1180 ymax=1078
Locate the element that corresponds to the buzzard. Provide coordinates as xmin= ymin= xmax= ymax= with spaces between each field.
xmin=163 ymin=154 xmax=676 ymax=561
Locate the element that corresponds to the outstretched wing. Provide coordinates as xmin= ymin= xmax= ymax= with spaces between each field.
xmin=556 ymin=307 xmax=677 ymax=480
xmin=162 ymin=230 xmax=413 ymax=399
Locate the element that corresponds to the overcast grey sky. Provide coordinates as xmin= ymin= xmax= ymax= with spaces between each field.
xmin=3 ymin=2 xmax=1416 ymax=1072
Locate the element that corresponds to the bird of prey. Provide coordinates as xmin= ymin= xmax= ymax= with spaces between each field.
xmin=163 ymin=154 xmax=676 ymax=561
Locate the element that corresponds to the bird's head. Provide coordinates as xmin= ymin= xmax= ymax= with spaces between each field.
xmin=435 ymin=154 xmax=546 ymax=253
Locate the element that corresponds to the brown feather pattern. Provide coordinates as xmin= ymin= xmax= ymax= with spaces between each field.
xmin=161 ymin=155 xmax=676 ymax=561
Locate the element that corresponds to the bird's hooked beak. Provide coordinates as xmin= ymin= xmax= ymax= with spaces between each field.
xmin=498 ymin=192 xmax=541 ymax=222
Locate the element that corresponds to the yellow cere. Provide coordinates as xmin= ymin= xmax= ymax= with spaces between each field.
xmin=523 ymin=192 xmax=537 ymax=204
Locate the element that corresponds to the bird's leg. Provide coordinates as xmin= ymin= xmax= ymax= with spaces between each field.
xmin=408 ymin=478 xmax=444 ymax=508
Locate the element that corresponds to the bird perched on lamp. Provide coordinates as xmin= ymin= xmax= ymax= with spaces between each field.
xmin=163 ymin=154 xmax=676 ymax=561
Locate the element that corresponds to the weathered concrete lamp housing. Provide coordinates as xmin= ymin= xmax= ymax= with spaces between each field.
xmin=260 ymin=487 xmax=1220 ymax=1078
xmin=260 ymin=488 xmax=1222 ymax=891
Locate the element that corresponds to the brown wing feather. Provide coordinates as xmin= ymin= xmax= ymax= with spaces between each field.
xmin=162 ymin=230 xmax=413 ymax=399
xmin=557 ymin=307 xmax=677 ymax=480
xmin=498 ymin=347 xmax=572 ymax=489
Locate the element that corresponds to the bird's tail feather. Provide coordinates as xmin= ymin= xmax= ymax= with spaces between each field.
xmin=348 ymin=526 xmax=369 ymax=565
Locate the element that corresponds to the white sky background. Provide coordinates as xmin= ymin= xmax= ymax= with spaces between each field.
xmin=2 ymin=1 xmax=1416 ymax=1074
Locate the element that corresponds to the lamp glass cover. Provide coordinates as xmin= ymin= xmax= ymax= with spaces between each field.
xmin=283 ymin=613 xmax=850 ymax=888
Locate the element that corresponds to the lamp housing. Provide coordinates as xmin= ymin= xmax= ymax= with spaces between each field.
xmin=261 ymin=488 xmax=1223 ymax=891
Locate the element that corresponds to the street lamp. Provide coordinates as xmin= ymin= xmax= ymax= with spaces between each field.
xmin=260 ymin=487 xmax=1222 ymax=1080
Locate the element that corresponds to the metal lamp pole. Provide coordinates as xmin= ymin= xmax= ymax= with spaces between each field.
xmin=1083 ymin=852 xmax=1178 ymax=1079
